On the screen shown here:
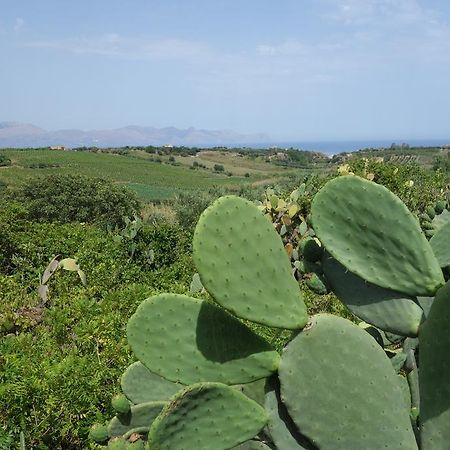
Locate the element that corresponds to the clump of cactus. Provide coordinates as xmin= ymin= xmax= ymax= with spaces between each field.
xmin=257 ymin=184 xmax=328 ymax=295
xmin=91 ymin=175 xmax=450 ymax=449
xmin=109 ymin=215 xmax=155 ymax=264
xmin=419 ymin=197 xmax=450 ymax=238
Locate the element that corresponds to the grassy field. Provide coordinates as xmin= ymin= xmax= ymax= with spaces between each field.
xmin=0 ymin=149 xmax=300 ymax=201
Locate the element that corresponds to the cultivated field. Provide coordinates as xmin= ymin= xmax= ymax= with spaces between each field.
xmin=0 ymin=149 xmax=305 ymax=200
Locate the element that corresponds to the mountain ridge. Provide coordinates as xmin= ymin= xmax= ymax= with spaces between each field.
xmin=0 ymin=122 xmax=270 ymax=148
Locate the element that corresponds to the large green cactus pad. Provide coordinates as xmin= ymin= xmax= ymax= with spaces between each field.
xmin=429 ymin=220 xmax=450 ymax=267
xmin=107 ymin=401 xmax=165 ymax=437
xmin=431 ymin=208 xmax=450 ymax=232
xmin=419 ymin=280 xmax=450 ymax=448
xmin=279 ymin=314 xmax=417 ymax=449
xmin=233 ymin=441 xmax=272 ymax=449
xmin=147 ymin=382 xmax=268 ymax=450
xmin=193 ymin=195 xmax=307 ymax=329
xmin=121 ymin=362 xmax=182 ymax=404
xmin=265 ymin=378 xmax=316 ymax=450
xmin=127 ymin=294 xmax=280 ymax=385
xmin=322 ymin=256 xmax=424 ymax=336
xmin=311 ymin=176 xmax=443 ymax=296
xmin=233 ymin=378 xmax=267 ymax=406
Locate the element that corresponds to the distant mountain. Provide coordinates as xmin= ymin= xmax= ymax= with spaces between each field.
xmin=0 ymin=122 xmax=270 ymax=148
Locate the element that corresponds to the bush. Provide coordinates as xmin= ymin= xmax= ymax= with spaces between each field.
xmin=0 ymin=281 xmax=155 ymax=449
xmin=173 ymin=190 xmax=220 ymax=230
xmin=0 ymin=154 xmax=11 ymax=167
xmin=213 ymin=164 xmax=224 ymax=172
xmin=14 ymin=174 xmax=140 ymax=228
xmin=0 ymin=217 xmax=140 ymax=291
xmin=0 ymin=215 xmax=197 ymax=448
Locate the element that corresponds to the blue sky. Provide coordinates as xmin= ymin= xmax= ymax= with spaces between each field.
xmin=1 ymin=0 xmax=449 ymax=140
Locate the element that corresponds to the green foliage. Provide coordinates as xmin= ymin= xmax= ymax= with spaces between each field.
xmin=0 ymin=283 xmax=154 ymax=449
xmin=92 ymin=178 xmax=448 ymax=449
xmin=0 ymin=149 xmax=266 ymax=201
xmin=0 ymin=206 xmax=199 ymax=448
xmin=433 ymin=152 xmax=450 ymax=171
xmin=13 ymin=174 xmax=140 ymax=227
xmin=2 ymin=155 xmax=448 ymax=449
xmin=0 ymin=153 xmax=11 ymax=167
xmin=173 ymin=190 xmax=221 ymax=229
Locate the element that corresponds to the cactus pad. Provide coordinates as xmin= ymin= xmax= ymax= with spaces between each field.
xmin=121 ymin=362 xmax=182 ymax=404
xmin=279 ymin=314 xmax=417 ymax=449
xmin=300 ymin=237 xmax=322 ymax=262
xmin=89 ymin=424 xmax=109 ymax=443
xmin=126 ymin=441 xmax=145 ymax=449
xmin=111 ymin=394 xmax=131 ymax=415
xmin=233 ymin=441 xmax=272 ymax=449
xmin=233 ymin=378 xmax=267 ymax=406
xmin=147 ymin=382 xmax=268 ymax=450
xmin=193 ymin=195 xmax=307 ymax=329
xmin=127 ymin=294 xmax=280 ymax=385
xmin=429 ymin=220 xmax=450 ymax=267
xmin=323 ymin=256 xmax=424 ymax=336
xmin=311 ymin=176 xmax=443 ymax=296
xmin=265 ymin=378 xmax=315 ymax=449
xmin=108 ymin=401 xmax=165 ymax=438
xmin=108 ymin=438 xmax=127 ymax=449
xmin=419 ymin=280 xmax=450 ymax=448
xmin=432 ymin=207 xmax=450 ymax=232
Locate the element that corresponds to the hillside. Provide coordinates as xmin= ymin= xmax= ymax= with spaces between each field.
xmin=0 ymin=148 xmax=321 ymax=201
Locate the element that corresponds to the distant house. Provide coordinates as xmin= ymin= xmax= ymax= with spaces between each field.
xmin=50 ymin=145 xmax=65 ymax=151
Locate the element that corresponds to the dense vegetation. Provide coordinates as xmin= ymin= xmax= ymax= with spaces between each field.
xmin=94 ymin=177 xmax=450 ymax=448
xmin=0 ymin=145 xmax=448 ymax=448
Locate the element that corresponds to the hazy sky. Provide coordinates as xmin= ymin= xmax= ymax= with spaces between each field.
xmin=1 ymin=0 xmax=450 ymax=140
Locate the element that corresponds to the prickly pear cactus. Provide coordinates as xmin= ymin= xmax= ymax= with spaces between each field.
xmin=147 ymin=383 xmax=268 ymax=450
xmin=279 ymin=314 xmax=417 ymax=449
xmin=91 ymin=175 xmax=449 ymax=450
xmin=193 ymin=195 xmax=307 ymax=329
xmin=257 ymin=185 xmax=331 ymax=294
xmin=127 ymin=294 xmax=280 ymax=385
xmin=419 ymin=280 xmax=450 ymax=448
xmin=419 ymin=197 xmax=450 ymax=238
xmin=311 ymin=175 xmax=444 ymax=296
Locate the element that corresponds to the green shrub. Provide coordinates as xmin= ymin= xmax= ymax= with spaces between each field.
xmin=173 ymin=190 xmax=219 ymax=230
xmin=13 ymin=174 xmax=140 ymax=228
xmin=0 ymin=154 xmax=11 ymax=167
xmin=0 ymin=282 xmax=156 ymax=449
xmin=0 ymin=218 xmax=139 ymax=291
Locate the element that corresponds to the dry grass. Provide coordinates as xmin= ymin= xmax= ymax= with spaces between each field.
xmin=141 ymin=201 xmax=177 ymax=225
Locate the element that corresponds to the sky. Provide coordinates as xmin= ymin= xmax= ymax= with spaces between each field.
xmin=1 ymin=0 xmax=450 ymax=141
